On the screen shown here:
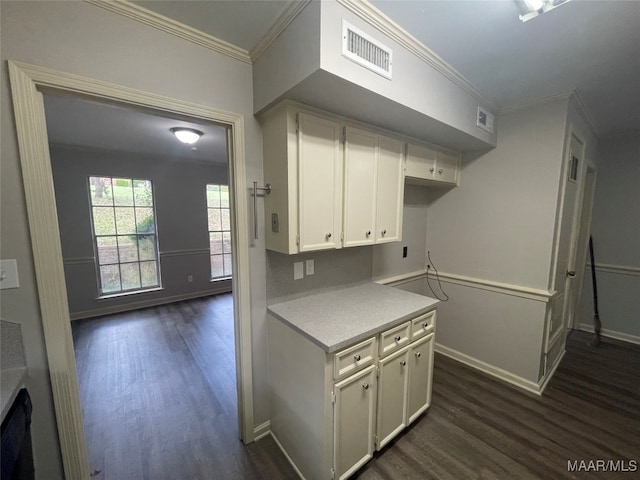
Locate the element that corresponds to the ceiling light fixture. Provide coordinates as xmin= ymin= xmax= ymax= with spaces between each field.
xmin=171 ymin=127 xmax=203 ymax=145
xmin=517 ymin=0 xmax=570 ymax=22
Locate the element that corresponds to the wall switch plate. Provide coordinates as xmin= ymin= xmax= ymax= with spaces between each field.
xmin=306 ymin=259 xmax=315 ymax=276
xmin=294 ymin=261 xmax=304 ymax=280
xmin=271 ymin=213 xmax=279 ymax=233
xmin=187 ymin=275 xmax=193 ymax=283
xmin=0 ymin=259 xmax=20 ymax=289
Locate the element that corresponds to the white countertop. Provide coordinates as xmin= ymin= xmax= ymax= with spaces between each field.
xmin=268 ymin=283 xmax=439 ymax=353
xmin=1 ymin=367 xmax=28 ymax=422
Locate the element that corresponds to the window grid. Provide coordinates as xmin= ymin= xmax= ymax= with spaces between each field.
xmin=89 ymin=177 xmax=160 ymax=295
xmin=207 ymin=184 xmax=232 ymax=279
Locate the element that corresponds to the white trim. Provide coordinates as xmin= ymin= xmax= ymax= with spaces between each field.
xmin=435 ymin=343 xmax=542 ymax=395
xmin=375 ymin=269 xmax=427 ymax=287
xmin=270 ymin=432 xmax=306 ymax=480
xmin=428 ymin=271 xmax=555 ymax=303
xmin=578 ymin=324 xmax=640 ymax=346
xmin=585 ymin=262 xmax=640 ymax=277
xmin=8 ymin=60 xmax=255 ymax=479
xmin=86 ymin=0 xmax=251 ymax=64
xmin=253 ymin=420 xmax=271 ymax=441
xmin=538 ymin=349 xmax=566 ymax=395
xmin=250 ymin=0 xmax=311 ymax=61
xmin=336 ymin=0 xmax=498 ymax=112
xmin=70 ymin=288 xmax=231 ymax=321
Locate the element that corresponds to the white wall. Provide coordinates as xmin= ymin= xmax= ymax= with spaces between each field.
xmin=578 ymin=132 xmax=640 ymax=340
xmin=50 ymin=145 xmax=231 ymax=319
xmin=419 ymin=99 xmax=570 ymax=383
xmin=1 ymin=2 xmax=266 ymax=477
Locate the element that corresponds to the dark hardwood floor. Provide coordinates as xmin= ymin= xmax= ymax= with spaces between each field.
xmin=74 ymin=298 xmax=640 ymax=480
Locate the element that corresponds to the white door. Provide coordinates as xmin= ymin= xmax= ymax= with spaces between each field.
xmin=297 ymin=112 xmax=343 ymax=252
xmin=376 ymin=346 xmax=409 ymax=449
xmin=333 ymin=365 xmax=377 ymax=480
xmin=375 ymin=135 xmax=405 ymax=243
xmin=551 ymin=135 xmax=584 ymax=347
xmin=343 ymin=127 xmax=377 ymax=247
xmin=407 ymin=333 xmax=435 ymax=424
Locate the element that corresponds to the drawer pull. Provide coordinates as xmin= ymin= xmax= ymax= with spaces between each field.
xmin=366 ymin=230 xmax=371 ymax=237
xmin=394 ymin=335 xmax=401 ymax=342
xmin=362 ymin=382 xmax=370 ymax=390
xmin=354 ymin=354 xmax=361 ymax=362
xmin=326 ymin=233 xmax=332 ymax=239
xmin=415 ymin=352 xmax=421 ymax=358
xmin=421 ymin=322 xmax=428 ymax=329
xmin=381 ymin=229 xmax=387 ymax=236
xmin=400 ymin=360 xmax=406 ymax=366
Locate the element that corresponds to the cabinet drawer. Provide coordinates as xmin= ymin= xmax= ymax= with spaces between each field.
xmin=379 ymin=321 xmax=411 ymax=358
xmin=411 ymin=310 xmax=436 ymax=340
xmin=334 ymin=337 xmax=376 ymax=381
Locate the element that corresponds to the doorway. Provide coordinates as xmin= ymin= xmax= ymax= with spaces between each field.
xmin=8 ymin=61 xmax=255 ymax=479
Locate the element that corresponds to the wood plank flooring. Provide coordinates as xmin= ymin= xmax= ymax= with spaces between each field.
xmin=73 ymin=297 xmax=640 ymax=480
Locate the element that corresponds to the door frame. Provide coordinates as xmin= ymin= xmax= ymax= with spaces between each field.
xmin=8 ymin=60 xmax=255 ymax=479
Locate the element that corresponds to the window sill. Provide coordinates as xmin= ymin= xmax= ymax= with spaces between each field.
xmin=97 ymin=287 xmax=164 ymax=300
xmin=210 ymin=277 xmax=232 ymax=283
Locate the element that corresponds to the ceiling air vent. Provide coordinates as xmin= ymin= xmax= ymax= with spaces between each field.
xmin=342 ymin=20 xmax=392 ymax=80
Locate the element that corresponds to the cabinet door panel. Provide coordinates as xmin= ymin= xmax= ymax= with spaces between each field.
xmin=343 ymin=127 xmax=377 ymax=247
xmin=376 ymin=346 xmax=409 ymax=449
xmin=334 ymin=365 xmax=377 ymax=480
xmin=298 ymin=113 xmax=342 ymax=252
xmin=435 ymin=151 xmax=459 ymax=184
xmin=408 ymin=332 xmax=435 ymax=424
xmin=405 ymin=143 xmax=436 ymax=180
xmin=375 ymin=135 xmax=404 ymax=243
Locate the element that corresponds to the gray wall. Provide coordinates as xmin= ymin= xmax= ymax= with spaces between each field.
xmin=1 ymin=2 xmax=265 ymax=478
xmin=50 ymin=145 xmax=231 ymax=319
xmin=578 ymin=132 xmax=640 ymax=339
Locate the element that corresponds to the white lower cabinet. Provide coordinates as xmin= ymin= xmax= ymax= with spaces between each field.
xmin=267 ymin=311 xmax=436 ymax=480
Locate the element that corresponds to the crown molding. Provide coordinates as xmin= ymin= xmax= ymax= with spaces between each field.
xmin=336 ymin=0 xmax=499 ymax=112
xmin=85 ymin=0 xmax=252 ymax=64
xmin=250 ymin=0 xmax=311 ymax=62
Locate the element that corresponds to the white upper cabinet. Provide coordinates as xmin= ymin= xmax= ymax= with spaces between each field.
xmin=406 ymin=143 xmax=460 ymax=186
xmin=297 ymin=112 xmax=343 ymax=252
xmin=261 ymin=103 xmax=406 ymax=254
xmin=343 ymin=128 xmax=404 ymax=247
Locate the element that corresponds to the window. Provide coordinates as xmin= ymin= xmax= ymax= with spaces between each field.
xmin=89 ymin=176 xmax=160 ymax=295
xmin=207 ymin=184 xmax=232 ymax=279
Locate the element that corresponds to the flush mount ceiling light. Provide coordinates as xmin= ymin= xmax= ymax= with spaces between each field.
xmin=517 ymin=0 xmax=570 ymax=22
xmin=170 ymin=127 xmax=203 ymax=145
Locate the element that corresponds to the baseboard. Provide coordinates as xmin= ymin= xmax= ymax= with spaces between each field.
xmin=578 ymin=324 xmax=640 ymax=345
xmin=253 ymin=421 xmax=271 ymax=441
xmin=70 ymin=286 xmax=232 ymax=320
xmin=435 ymin=343 xmax=542 ymax=395
xmin=270 ymin=431 xmax=306 ymax=480
xmin=538 ymin=349 xmax=565 ymax=394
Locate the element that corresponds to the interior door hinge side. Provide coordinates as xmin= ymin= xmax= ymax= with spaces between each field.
xmin=296 ymin=234 xmax=300 ymax=246
xmin=330 ymin=467 xmax=336 ymax=480
xmin=342 ymin=126 xmax=346 ymax=144
xmin=331 ymin=391 xmax=336 ymax=405
xmin=296 ymin=113 xmax=299 ymax=134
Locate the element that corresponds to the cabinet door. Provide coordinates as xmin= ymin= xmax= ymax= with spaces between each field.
xmin=375 ymin=135 xmax=404 ymax=243
xmin=434 ymin=151 xmax=459 ymax=184
xmin=376 ymin=346 xmax=409 ymax=449
xmin=407 ymin=332 xmax=435 ymax=424
xmin=405 ymin=143 xmax=436 ymax=180
xmin=297 ymin=112 xmax=343 ymax=252
xmin=343 ymin=127 xmax=377 ymax=247
xmin=334 ymin=365 xmax=377 ymax=480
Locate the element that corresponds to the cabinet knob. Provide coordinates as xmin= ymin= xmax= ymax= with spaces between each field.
xmin=400 ymin=360 xmax=407 ymax=366
xmin=362 ymin=382 xmax=369 ymax=390
xmin=326 ymin=233 xmax=332 ymax=239
xmin=421 ymin=322 xmax=428 ymax=329
xmin=415 ymin=352 xmax=421 ymax=358
xmin=394 ymin=335 xmax=401 ymax=342
xmin=366 ymin=230 xmax=371 ymax=237
xmin=439 ymin=169 xmax=444 ymax=174
xmin=354 ymin=354 xmax=361 ymax=362
xmin=429 ymin=167 xmax=435 ymax=173
xmin=381 ymin=229 xmax=387 ymax=236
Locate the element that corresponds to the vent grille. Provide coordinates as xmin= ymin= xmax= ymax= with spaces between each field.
xmin=342 ymin=21 xmax=392 ymax=79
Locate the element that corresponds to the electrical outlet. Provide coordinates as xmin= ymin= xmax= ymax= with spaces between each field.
xmin=306 ymin=259 xmax=315 ymax=275
xmin=294 ymin=261 xmax=304 ymax=280
xmin=187 ymin=275 xmax=193 ymax=283
xmin=0 ymin=259 xmax=20 ymax=289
